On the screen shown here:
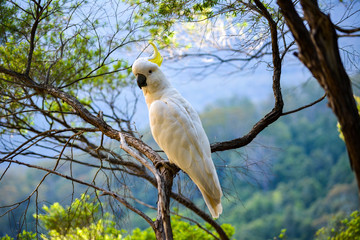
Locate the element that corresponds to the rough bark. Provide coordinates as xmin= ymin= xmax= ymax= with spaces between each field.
xmin=155 ymin=167 xmax=175 ymax=240
xmin=277 ymin=0 xmax=360 ymax=196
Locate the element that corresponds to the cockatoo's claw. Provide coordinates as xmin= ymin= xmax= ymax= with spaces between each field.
xmin=169 ymin=163 xmax=181 ymax=173
xmin=155 ymin=161 xmax=180 ymax=176
xmin=154 ymin=161 xmax=168 ymax=169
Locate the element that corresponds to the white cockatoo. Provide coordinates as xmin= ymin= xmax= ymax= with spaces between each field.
xmin=132 ymin=42 xmax=223 ymax=218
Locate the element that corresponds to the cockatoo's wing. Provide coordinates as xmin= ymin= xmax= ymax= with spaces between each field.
xmin=149 ymin=97 xmax=210 ymax=171
xmin=149 ymin=95 xmax=223 ymax=218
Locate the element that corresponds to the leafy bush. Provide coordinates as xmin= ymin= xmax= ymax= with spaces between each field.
xmin=315 ymin=210 xmax=360 ymax=240
xmin=128 ymin=215 xmax=234 ymax=240
xmin=1 ymin=231 xmax=37 ymax=240
xmin=1 ymin=195 xmax=234 ymax=240
xmin=36 ymin=194 xmax=102 ymax=236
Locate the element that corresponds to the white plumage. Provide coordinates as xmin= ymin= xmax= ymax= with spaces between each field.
xmin=132 ymin=44 xmax=223 ymax=218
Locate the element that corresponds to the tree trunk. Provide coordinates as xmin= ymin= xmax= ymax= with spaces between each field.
xmin=277 ymin=0 xmax=360 ymax=196
xmin=154 ymin=166 xmax=175 ymax=239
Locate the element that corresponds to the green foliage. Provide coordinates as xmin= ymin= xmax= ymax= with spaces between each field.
xmin=125 ymin=227 xmax=156 ymax=240
xmin=35 ymin=194 xmax=124 ymax=239
xmin=0 ymin=0 xmax=131 ymax=90
xmin=1 ymin=231 xmax=37 ymax=240
xmin=1 ymin=195 xmax=234 ymax=239
xmin=315 ymin=211 xmax=360 ymax=240
xmin=125 ymin=215 xmax=234 ymax=240
xmin=35 ymin=194 xmax=102 ymax=235
xmin=0 ymin=0 xmax=18 ymax=44
xmin=0 ymin=0 xmax=133 ymax=136
xmin=2 ymin=195 xmax=124 ymax=240
xmin=172 ymin=215 xmax=234 ymax=239
xmin=42 ymin=219 xmax=124 ymax=240
xmin=133 ymin=0 xmax=281 ymax=51
xmin=274 ymin=229 xmax=287 ymax=240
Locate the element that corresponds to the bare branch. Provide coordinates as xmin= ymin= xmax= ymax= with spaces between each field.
xmin=282 ymin=93 xmax=326 ymax=116
xmin=211 ymin=0 xmax=284 ymax=152
xmin=1 ymin=158 xmax=155 ymax=229
xmin=25 ymin=1 xmax=43 ymax=76
xmin=335 ymin=25 xmax=360 ymax=34
xmin=119 ymin=132 xmax=158 ymax=177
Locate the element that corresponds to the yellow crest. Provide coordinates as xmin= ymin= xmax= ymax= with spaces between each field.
xmin=148 ymin=41 xmax=163 ymax=67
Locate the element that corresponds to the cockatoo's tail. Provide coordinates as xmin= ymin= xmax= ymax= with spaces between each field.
xmin=132 ymin=42 xmax=223 ymax=218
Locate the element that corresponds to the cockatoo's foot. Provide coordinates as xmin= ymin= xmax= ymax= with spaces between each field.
xmin=155 ymin=161 xmax=180 ymax=175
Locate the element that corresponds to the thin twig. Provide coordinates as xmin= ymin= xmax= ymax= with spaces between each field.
xmin=282 ymin=93 xmax=326 ymax=116
xmin=0 ymin=158 xmax=155 ymax=229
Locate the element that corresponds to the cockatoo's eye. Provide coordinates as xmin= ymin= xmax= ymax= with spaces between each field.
xmin=149 ymin=70 xmax=152 ymax=74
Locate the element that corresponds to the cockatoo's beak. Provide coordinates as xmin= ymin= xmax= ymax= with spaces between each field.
xmin=137 ymin=73 xmax=147 ymax=89
xmin=148 ymin=42 xmax=163 ymax=67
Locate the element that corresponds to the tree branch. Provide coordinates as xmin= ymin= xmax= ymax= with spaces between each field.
xmin=0 ymin=158 xmax=155 ymax=229
xmin=25 ymin=2 xmax=43 ymax=76
xmin=0 ymin=64 xmax=165 ymax=167
xmin=211 ymin=0 xmax=283 ymax=152
xmin=282 ymin=93 xmax=326 ymax=116
xmin=335 ymin=25 xmax=360 ymax=34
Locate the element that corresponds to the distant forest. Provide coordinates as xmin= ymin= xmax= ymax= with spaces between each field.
xmin=1 ymin=80 xmax=359 ymax=239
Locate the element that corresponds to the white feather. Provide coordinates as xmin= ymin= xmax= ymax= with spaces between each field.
xmin=132 ymin=58 xmax=223 ymax=218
